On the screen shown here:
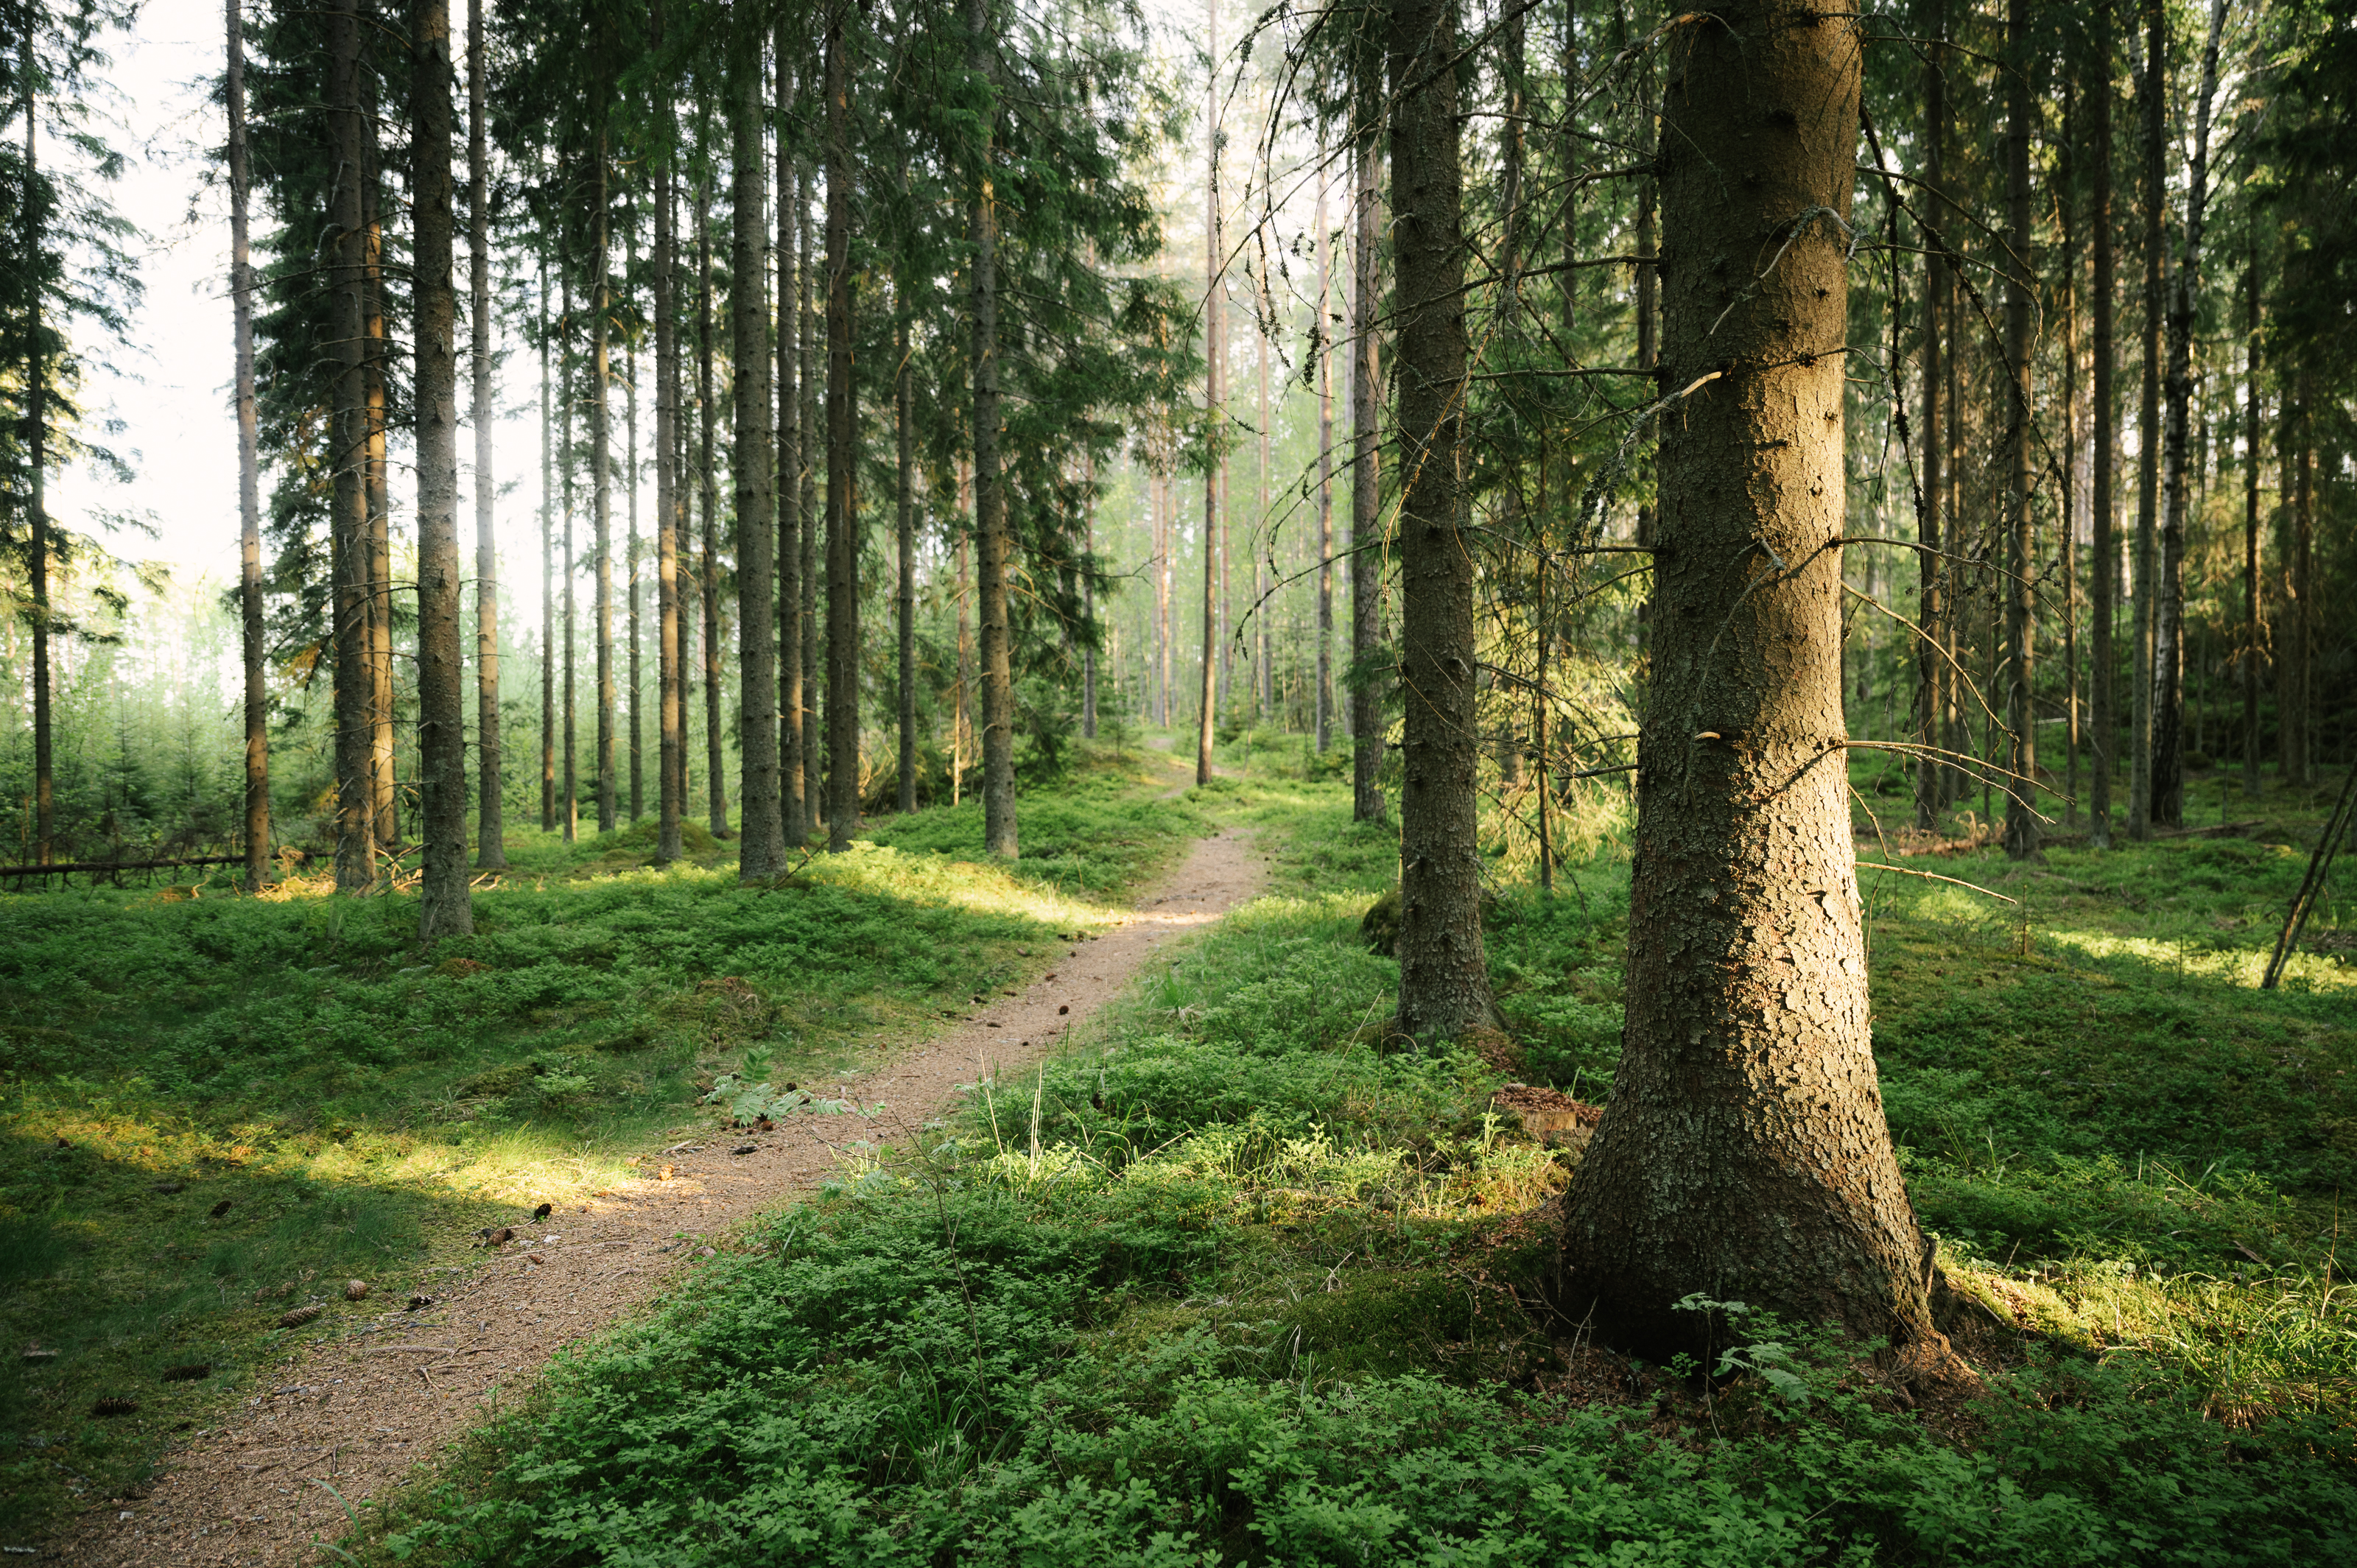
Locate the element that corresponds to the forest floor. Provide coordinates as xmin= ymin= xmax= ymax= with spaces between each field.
xmin=8 ymin=745 xmax=2357 ymax=1564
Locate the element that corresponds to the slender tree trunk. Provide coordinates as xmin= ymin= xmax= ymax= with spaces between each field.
xmin=627 ymin=292 xmax=642 ymax=821
xmin=2060 ymin=105 xmax=2082 ymax=834
xmin=1560 ymin=0 xmax=1948 ymax=1372
xmin=799 ymin=165 xmax=821 ymax=837
xmin=1257 ymin=304 xmax=1271 ymax=720
xmin=2151 ymin=0 xmax=2227 ymax=829
xmin=329 ymin=0 xmax=375 ymax=892
xmin=1349 ymin=133 xmax=1384 ymax=822
xmin=592 ymin=144 xmax=617 ymax=834
xmin=2090 ymin=0 xmax=2116 ymax=847
xmin=955 ymin=465 xmax=972 ymax=804
xmin=776 ymin=35 xmax=805 ymax=848
xmin=970 ymin=0 xmax=1016 ymax=854
xmin=2002 ymin=0 xmax=2038 ymax=859
xmin=364 ymin=154 xmax=396 ymax=856
xmin=413 ymin=0 xmax=471 ymax=938
xmin=2242 ymin=250 xmax=2261 ymax=798
xmin=22 ymin=49 xmax=54 ymax=867
xmin=468 ymin=0 xmax=502 ymax=868
xmin=540 ymin=262 xmax=555 ymax=833
xmin=897 ymin=242 xmax=918 ymax=807
xmin=2286 ymin=376 xmax=2312 ymax=787
xmin=655 ymin=57 xmax=684 ymax=865
xmin=562 ymin=269 xmax=578 ymax=842
xmin=823 ymin=7 xmax=860 ymax=852
xmin=1916 ymin=7 xmax=1945 ymax=834
xmin=228 ymin=0 xmax=270 ymax=887
xmin=1314 ymin=164 xmax=1335 ymax=754
xmin=733 ymin=38 xmax=784 ymax=876
xmin=1082 ymin=450 xmax=1097 ymax=739
xmin=2129 ymin=0 xmax=2163 ymax=840
xmin=1195 ymin=0 xmax=1221 ymax=788
xmin=697 ymin=176 xmax=729 ymax=837
xmin=1389 ymin=0 xmax=1496 ymax=1039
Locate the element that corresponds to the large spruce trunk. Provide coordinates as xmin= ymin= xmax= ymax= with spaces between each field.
xmin=2129 ymin=0 xmax=2163 ymax=840
xmin=2001 ymin=0 xmax=2037 ymax=860
xmin=2089 ymin=3 xmax=2115 ymax=848
xmin=468 ymin=0 xmax=504 ymax=868
xmin=1348 ymin=134 xmax=1383 ymax=823
xmin=654 ymin=85 xmax=684 ymax=867
xmin=777 ymin=35 xmax=805 ymax=848
xmin=1914 ymin=7 xmax=1945 ymax=836
xmin=1195 ymin=0 xmax=1220 ymax=790
xmin=329 ymin=0 xmax=376 ymax=893
xmin=1388 ymin=0 xmax=1497 ymax=1040
xmin=1559 ymin=0 xmax=1946 ymax=1368
xmin=412 ymin=0 xmax=471 ymax=939
xmin=731 ymin=41 xmax=784 ymax=877
xmin=594 ymin=147 xmax=617 ymax=834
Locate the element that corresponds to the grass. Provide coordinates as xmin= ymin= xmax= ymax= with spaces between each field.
xmin=0 ymin=745 xmax=1203 ymax=1542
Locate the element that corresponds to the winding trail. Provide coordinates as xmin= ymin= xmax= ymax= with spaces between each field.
xmin=55 ymin=809 xmax=1263 ymax=1568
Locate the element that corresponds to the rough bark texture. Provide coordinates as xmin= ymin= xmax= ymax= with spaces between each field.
xmin=2151 ymin=0 xmax=2227 ymax=830
xmin=540 ymin=266 xmax=555 ymax=833
xmin=778 ymin=38 xmax=805 ymax=848
xmin=1915 ymin=11 xmax=1945 ymax=834
xmin=732 ymin=44 xmax=784 ymax=878
xmin=1388 ymin=0 xmax=1497 ymax=1041
xmin=823 ymin=12 xmax=860 ymax=854
xmin=1558 ymin=1 xmax=1945 ymax=1368
xmin=655 ymin=104 xmax=684 ymax=866
xmin=2002 ymin=0 xmax=2037 ymax=861
xmin=971 ymin=0 xmax=1016 ymax=857
xmin=2090 ymin=4 xmax=2115 ymax=848
xmin=364 ymin=161 xmax=396 ymax=855
xmin=1349 ymin=135 xmax=1384 ymax=823
xmin=329 ymin=0 xmax=375 ymax=893
xmin=412 ymin=0 xmax=471 ymax=939
xmin=2242 ymin=253 xmax=2260 ymax=798
xmin=1315 ymin=167 xmax=1334 ymax=755
xmin=627 ymin=306 xmax=642 ymax=820
xmin=698 ymin=180 xmax=729 ymax=837
xmin=561 ymin=271 xmax=577 ymax=841
xmin=800 ymin=169 xmax=821 ymax=837
xmin=228 ymin=0 xmax=270 ymax=887
xmin=468 ymin=0 xmax=503 ymax=868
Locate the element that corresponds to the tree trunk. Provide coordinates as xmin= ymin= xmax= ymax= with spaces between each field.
xmin=540 ymin=262 xmax=556 ymax=834
xmin=2129 ymin=0 xmax=2163 ymax=840
xmin=655 ymin=53 xmax=683 ymax=865
xmin=1349 ymin=133 xmax=1384 ymax=822
xmin=627 ymin=289 xmax=642 ymax=821
xmin=697 ymin=176 xmax=729 ymax=837
xmin=468 ymin=0 xmax=502 ymax=868
xmin=1315 ymin=162 xmax=1334 ymax=755
xmin=1083 ymin=449 xmax=1097 ymax=739
xmin=1195 ymin=0 xmax=1221 ymax=790
xmin=971 ymin=0 xmax=1016 ymax=855
xmin=2151 ymin=0 xmax=2227 ymax=829
xmin=228 ymin=0 xmax=270 ymax=887
xmin=329 ymin=0 xmax=375 ymax=893
xmin=898 ymin=229 xmax=918 ymax=808
xmin=562 ymin=268 xmax=578 ymax=841
xmin=777 ymin=34 xmax=805 ymax=848
xmin=800 ymin=164 xmax=822 ymax=837
xmin=956 ymin=467 xmax=972 ymax=804
xmin=823 ymin=9 xmax=860 ymax=853
xmin=21 ymin=48 xmax=53 ymax=868
xmin=2090 ymin=0 xmax=2115 ymax=848
xmin=1915 ymin=7 xmax=1945 ymax=835
xmin=364 ymin=150 xmax=397 ymax=857
xmin=1559 ymin=0 xmax=1948 ymax=1371
xmin=412 ymin=0 xmax=471 ymax=938
xmin=2242 ymin=250 xmax=2261 ymax=798
xmin=2002 ymin=0 xmax=2038 ymax=860
xmin=593 ymin=144 xmax=617 ymax=834
xmin=1388 ymin=0 xmax=1496 ymax=1040
xmin=733 ymin=39 xmax=784 ymax=877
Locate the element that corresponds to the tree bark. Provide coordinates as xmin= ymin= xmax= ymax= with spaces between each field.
xmin=799 ymin=164 xmax=822 ymax=837
xmin=1388 ymin=0 xmax=1496 ymax=1039
xmin=1315 ymin=162 xmax=1335 ymax=756
xmin=1915 ymin=6 xmax=1945 ymax=835
xmin=627 ymin=281 xmax=642 ymax=821
xmin=594 ymin=143 xmax=617 ymax=834
xmin=562 ymin=268 xmax=578 ymax=841
xmin=412 ymin=0 xmax=471 ymax=938
xmin=540 ymin=262 xmax=556 ymax=834
xmin=468 ymin=0 xmax=503 ymax=868
xmin=654 ymin=43 xmax=684 ymax=865
xmin=1559 ymin=0 xmax=1947 ymax=1370
xmin=228 ymin=0 xmax=270 ymax=887
xmin=1195 ymin=0 xmax=1221 ymax=790
xmin=2151 ymin=0 xmax=2227 ymax=829
xmin=2129 ymin=0 xmax=2163 ymax=840
xmin=329 ymin=0 xmax=375 ymax=893
xmin=823 ymin=7 xmax=860 ymax=853
xmin=2242 ymin=249 xmax=2261 ymax=798
xmin=1349 ymin=133 xmax=1384 ymax=823
xmin=2090 ymin=0 xmax=2115 ymax=848
xmin=2002 ymin=0 xmax=2038 ymax=860
xmin=733 ymin=38 xmax=784 ymax=877
xmin=971 ymin=0 xmax=1016 ymax=855
xmin=364 ymin=150 xmax=397 ymax=856
xmin=777 ymin=33 xmax=805 ymax=848
xmin=897 ymin=200 xmax=918 ymax=809
xmin=697 ymin=176 xmax=729 ymax=837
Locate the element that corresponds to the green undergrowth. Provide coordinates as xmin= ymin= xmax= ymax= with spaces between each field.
xmin=0 ymin=751 xmax=1198 ymax=1542
xmin=348 ymin=776 xmax=2357 ymax=1566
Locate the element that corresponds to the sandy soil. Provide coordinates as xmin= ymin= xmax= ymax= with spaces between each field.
xmin=50 ymin=820 xmax=1264 ymax=1567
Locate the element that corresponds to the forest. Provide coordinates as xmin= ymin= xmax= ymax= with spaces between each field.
xmin=1 ymin=0 xmax=2354 ymax=1561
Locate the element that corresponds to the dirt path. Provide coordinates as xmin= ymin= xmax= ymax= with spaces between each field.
xmin=53 ymin=826 xmax=1265 ymax=1568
